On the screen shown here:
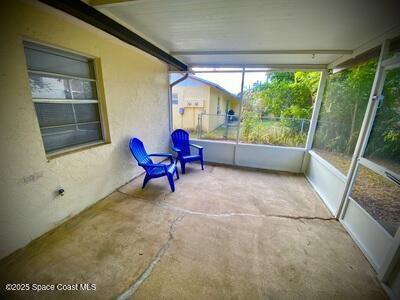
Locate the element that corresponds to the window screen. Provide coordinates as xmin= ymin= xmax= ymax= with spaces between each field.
xmin=312 ymin=57 xmax=378 ymax=174
xmin=24 ymin=42 xmax=103 ymax=154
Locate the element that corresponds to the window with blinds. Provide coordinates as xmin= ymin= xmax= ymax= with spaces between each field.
xmin=24 ymin=42 xmax=104 ymax=155
xmin=172 ymin=93 xmax=178 ymax=105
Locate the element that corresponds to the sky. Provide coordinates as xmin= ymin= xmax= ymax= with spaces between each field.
xmin=195 ymin=72 xmax=268 ymax=95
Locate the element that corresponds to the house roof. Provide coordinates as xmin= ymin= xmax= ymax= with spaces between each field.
xmin=174 ymin=74 xmax=241 ymax=101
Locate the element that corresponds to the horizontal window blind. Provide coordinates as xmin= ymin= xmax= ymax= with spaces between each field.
xmin=24 ymin=42 xmax=103 ymax=154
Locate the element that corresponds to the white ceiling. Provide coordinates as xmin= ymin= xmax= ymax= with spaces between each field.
xmin=96 ymin=0 xmax=400 ymax=67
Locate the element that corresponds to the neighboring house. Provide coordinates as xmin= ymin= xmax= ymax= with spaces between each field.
xmin=171 ymin=75 xmax=240 ymax=133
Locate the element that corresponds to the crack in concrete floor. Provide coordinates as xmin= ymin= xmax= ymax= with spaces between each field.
xmin=117 ymin=214 xmax=185 ymax=300
xmin=157 ymin=202 xmax=336 ymax=222
xmin=115 ymin=190 xmax=336 ymax=298
xmin=117 ymin=191 xmax=336 ymax=222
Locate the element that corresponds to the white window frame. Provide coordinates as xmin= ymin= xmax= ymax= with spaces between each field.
xmin=24 ymin=41 xmax=108 ymax=157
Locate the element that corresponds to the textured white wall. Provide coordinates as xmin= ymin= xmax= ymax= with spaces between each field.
xmin=0 ymin=0 xmax=170 ymax=258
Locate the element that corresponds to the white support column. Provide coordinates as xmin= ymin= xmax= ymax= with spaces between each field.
xmin=337 ymin=39 xmax=391 ymax=219
xmin=300 ymin=70 xmax=327 ymax=172
xmin=168 ymin=80 xmax=173 ymax=133
xmin=305 ymin=70 xmax=327 ymax=150
xmin=233 ymin=69 xmax=245 ymax=165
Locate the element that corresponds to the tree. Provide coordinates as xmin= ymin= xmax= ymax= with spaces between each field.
xmin=253 ymin=71 xmax=319 ymax=120
xmin=364 ymin=68 xmax=400 ymax=163
xmin=240 ymin=71 xmax=320 ymax=146
xmin=313 ymin=59 xmax=377 ymax=155
xmin=240 ymin=61 xmax=399 ymax=165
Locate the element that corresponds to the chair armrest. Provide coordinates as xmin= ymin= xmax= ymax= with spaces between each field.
xmin=149 ymin=153 xmax=173 ymax=158
xmin=141 ymin=162 xmax=169 ymax=172
xmin=190 ymin=143 xmax=203 ymax=153
xmin=171 ymin=146 xmax=181 ymax=153
xmin=149 ymin=153 xmax=173 ymax=164
xmin=190 ymin=143 xmax=203 ymax=149
xmin=141 ymin=162 xmax=166 ymax=168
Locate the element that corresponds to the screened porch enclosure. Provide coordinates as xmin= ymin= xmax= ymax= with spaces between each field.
xmin=1 ymin=0 xmax=400 ymax=299
xmin=167 ymin=38 xmax=400 ymax=298
xmin=96 ymin=1 xmax=400 ymax=295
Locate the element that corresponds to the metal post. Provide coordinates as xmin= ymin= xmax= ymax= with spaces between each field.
xmin=233 ymin=68 xmax=245 ymax=165
xmin=197 ymin=113 xmax=203 ymax=139
xmin=300 ymin=70 xmax=327 ymax=172
xmin=168 ymin=85 xmax=173 ymax=133
xmin=304 ymin=70 xmax=328 ymax=150
xmin=223 ymin=113 xmax=229 ymax=140
xmin=337 ymin=39 xmax=390 ymax=220
xmin=300 ymin=119 xmax=304 ymax=134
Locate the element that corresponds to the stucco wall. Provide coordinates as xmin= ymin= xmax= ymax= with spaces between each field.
xmin=171 ymin=80 xmax=240 ymax=136
xmin=172 ymin=85 xmax=209 ymax=131
xmin=229 ymin=100 xmax=240 ymax=116
xmin=0 ymin=0 xmax=170 ymax=258
xmin=208 ymin=87 xmax=239 ymax=132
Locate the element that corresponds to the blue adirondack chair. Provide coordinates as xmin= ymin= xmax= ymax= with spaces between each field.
xmin=171 ymin=129 xmax=204 ymax=174
xmin=129 ymin=138 xmax=179 ymax=192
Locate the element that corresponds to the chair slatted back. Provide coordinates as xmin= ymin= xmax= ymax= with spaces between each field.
xmin=171 ymin=129 xmax=191 ymax=156
xmin=129 ymin=138 xmax=153 ymax=171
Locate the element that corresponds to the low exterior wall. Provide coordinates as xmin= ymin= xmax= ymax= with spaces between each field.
xmin=304 ymin=151 xmax=346 ymax=215
xmin=235 ymin=144 xmax=305 ymax=173
xmin=191 ymin=139 xmax=305 ymax=173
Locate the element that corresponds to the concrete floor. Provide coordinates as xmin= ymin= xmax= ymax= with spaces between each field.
xmin=0 ymin=164 xmax=386 ymax=299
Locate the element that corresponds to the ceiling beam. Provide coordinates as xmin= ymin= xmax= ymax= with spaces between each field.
xmin=89 ymin=0 xmax=136 ymax=8
xmin=188 ymin=64 xmax=327 ymax=71
xmin=39 ymin=0 xmax=187 ymax=71
xmin=171 ymin=50 xmax=353 ymax=56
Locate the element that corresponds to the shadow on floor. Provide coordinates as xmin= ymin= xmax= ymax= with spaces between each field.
xmin=0 ymin=164 xmax=386 ymax=300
